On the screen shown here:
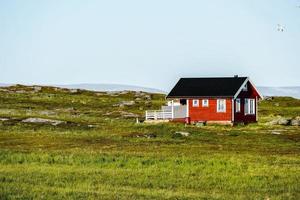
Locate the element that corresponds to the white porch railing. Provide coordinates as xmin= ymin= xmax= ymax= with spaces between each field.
xmin=145 ymin=110 xmax=172 ymax=120
xmin=145 ymin=105 xmax=187 ymax=120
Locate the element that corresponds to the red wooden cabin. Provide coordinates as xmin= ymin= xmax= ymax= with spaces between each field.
xmin=163 ymin=76 xmax=263 ymax=125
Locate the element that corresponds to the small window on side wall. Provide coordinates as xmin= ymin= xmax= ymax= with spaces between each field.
xmin=202 ymin=99 xmax=209 ymax=107
xmin=236 ymin=98 xmax=241 ymax=112
xmin=192 ymin=99 xmax=199 ymax=107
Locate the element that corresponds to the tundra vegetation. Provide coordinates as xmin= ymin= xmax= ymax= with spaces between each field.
xmin=0 ymin=85 xmax=299 ymax=200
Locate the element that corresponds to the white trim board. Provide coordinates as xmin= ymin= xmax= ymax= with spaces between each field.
xmin=233 ymin=77 xmax=264 ymax=100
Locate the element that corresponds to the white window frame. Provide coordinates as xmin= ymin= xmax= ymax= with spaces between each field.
xmin=192 ymin=99 xmax=199 ymax=107
xmin=235 ymin=98 xmax=241 ymax=113
xmin=245 ymin=98 xmax=255 ymax=115
xmin=202 ymin=99 xmax=209 ymax=107
xmin=217 ymin=99 xmax=226 ymax=113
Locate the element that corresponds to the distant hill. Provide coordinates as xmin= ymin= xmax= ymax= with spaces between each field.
xmin=55 ymin=84 xmax=167 ymax=94
xmin=1 ymin=83 xmax=299 ymax=98
xmin=258 ymin=87 xmax=300 ymax=99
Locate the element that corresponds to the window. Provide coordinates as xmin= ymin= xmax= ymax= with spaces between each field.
xmin=236 ymin=98 xmax=241 ymax=112
xmin=192 ymin=99 xmax=199 ymax=107
xmin=242 ymin=84 xmax=248 ymax=91
xmin=245 ymin=98 xmax=255 ymax=115
xmin=202 ymin=99 xmax=209 ymax=107
xmin=217 ymin=99 xmax=226 ymax=112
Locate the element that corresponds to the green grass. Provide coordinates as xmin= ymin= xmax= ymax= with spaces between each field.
xmin=0 ymin=85 xmax=299 ymax=199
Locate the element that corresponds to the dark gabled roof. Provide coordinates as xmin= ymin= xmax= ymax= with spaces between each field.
xmin=166 ymin=77 xmax=248 ymax=98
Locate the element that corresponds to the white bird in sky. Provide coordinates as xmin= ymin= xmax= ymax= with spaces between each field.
xmin=277 ymin=24 xmax=285 ymax=32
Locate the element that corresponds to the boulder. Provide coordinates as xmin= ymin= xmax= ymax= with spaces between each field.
xmin=175 ymin=132 xmax=190 ymax=137
xmin=22 ymin=118 xmax=65 ymax=126
xmin=144 ymin=95 xmax=151 ymax=100
xmin=196 ymin=122 xmax=206 ymax=127
xmin=114 ymin=101 xmax=135 ymax=107
xmin=33 ymin=86 xmax=42 ymax=92
xmin=267 ymin=117 xmax=291 ymax=125
xmin=277 ymin=118 xmax=290 ymax=125
xmin=70 ymin=89 xmax=78 ymax=93
xmin=271 ymin=131 xmax=281 ymax=135
xmin=291 ymin=117 xmax=300 ymax=126
xmin=122 ymin=101 xmax=135 ymax=106
xmin=135 ymin=133 xmax=157 ymax=138
xmin=264 ymin=96 xmax=274 ymax=101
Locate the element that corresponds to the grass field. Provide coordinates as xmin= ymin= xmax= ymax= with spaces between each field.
xmin=0 ymin=85 xmax=299 ymax=199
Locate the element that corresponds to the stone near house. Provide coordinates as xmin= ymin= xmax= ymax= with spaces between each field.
xmin=196 ymin=122 xmax=206 ymax=127
xmin=277 ymin=118 xmax=290 ymax=125
xmin=267 ymin=117 xmax=291 ymax=126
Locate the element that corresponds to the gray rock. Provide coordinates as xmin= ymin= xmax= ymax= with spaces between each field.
xmin=144 ymin=95 xmax=151 ymax=100
xmin=264 ymin=96 xmax=274 ymax=101
xmin=33 ymin=86 xmax=42 ymax=92
xmin=22 ymin=118 xmax=65 ymax=126
xmin=70 ymin=89 xmax=78 ymax=93
xmin=122 ymin=101 xmax=135 ymax=106
xmin=175 ymin=132 xmax=190 ymax=137
xmin=271 ymin=131 xmax=281 ymax=135
xmin=278 ymin=118 xmax=290 ymax=125
xmin=196 ymin=122 xmax=206 ymax=127
xmin=135 ymin=133 xmax=156 ymax=138
xmin=114 ymin=101 xmax=135 ymax=107
xmin=267 ymin=117 xmax=291 ymax=126
xmin=0 ymin=118 xmax=9 ymax=121
xmin=291 ymin=117 xmax=300 ymax=126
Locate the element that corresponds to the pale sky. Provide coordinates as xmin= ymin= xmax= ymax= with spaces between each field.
xmin=0 ymin=0 xmax=300 ymax=91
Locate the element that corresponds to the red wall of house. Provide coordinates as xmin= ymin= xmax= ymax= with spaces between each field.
xmin=188 ymin=98 xmax=232 ymax=122
xmin=234 ymin=82 xmax=258 ymax=123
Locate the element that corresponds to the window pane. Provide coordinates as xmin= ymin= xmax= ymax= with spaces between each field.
xmin=236 ymin=99 xmax=240 ymax=112
xmin=217 ymin=99 xmax=226 ymax=112
xmin=245 ymin=99 xmax=249 ymax=114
